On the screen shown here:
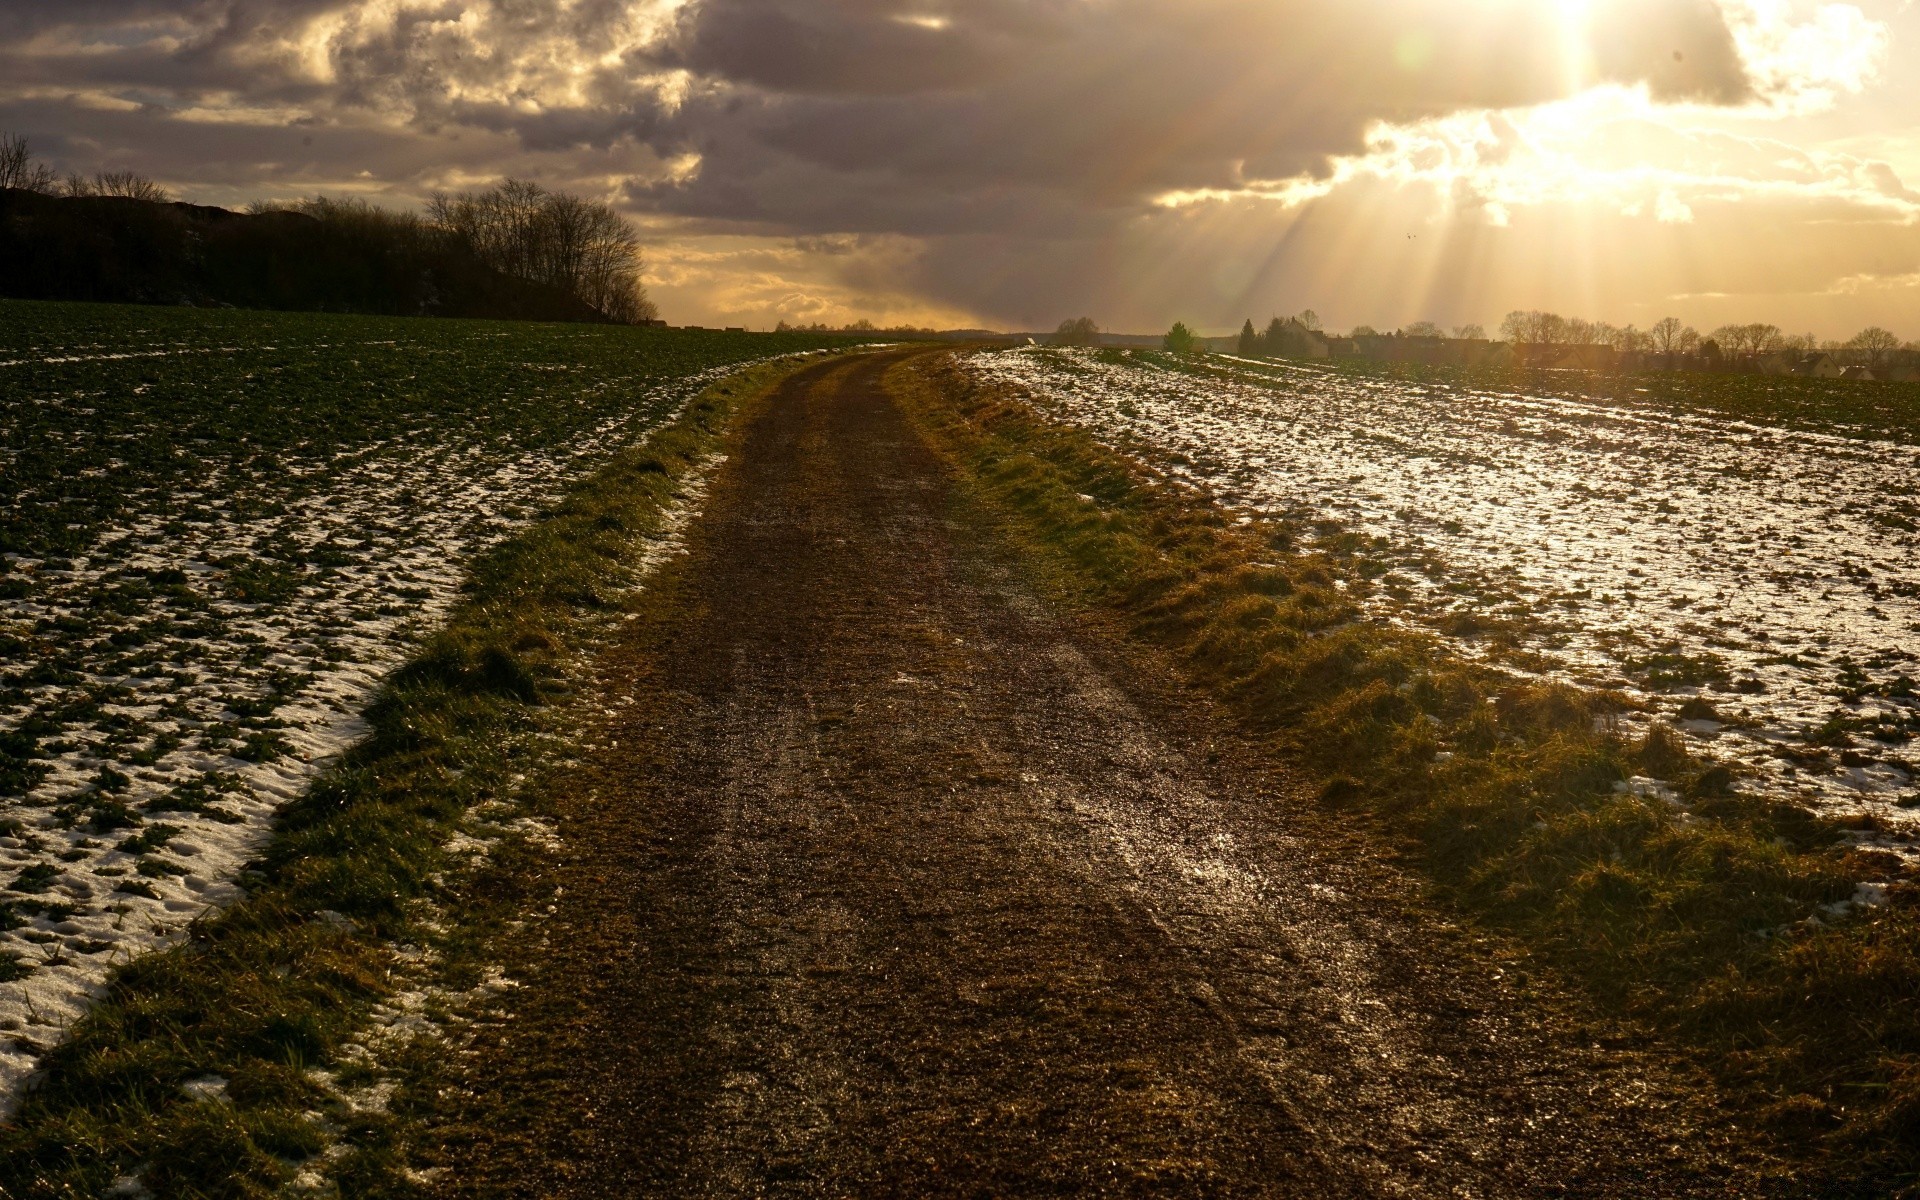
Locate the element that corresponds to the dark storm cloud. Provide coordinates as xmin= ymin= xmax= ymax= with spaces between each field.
xmin=3 ymin=0 xmax=1756 ymax=188
xmin=661 ymin=0 xmax=1060 ymax=95
xmin=0 ymin=0 xmax=1762 ymax=322
xmin=643 ymin=0 xmax=1753 ymax=229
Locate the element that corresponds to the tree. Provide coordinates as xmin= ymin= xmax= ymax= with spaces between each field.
xmin=1296 ymin=309 xmax=1322 ymax=332
xmin=1708 ymin=325 xmax=1746 ymax=355
xmin=0 ymin=133 xmax=57 ymax=193
xmin=1566 ymin=317 xmax=1596 ymax=346
xmin=97 ymin=171 xmax=169 ymax=202
xmin=1351 ymin=325 xmax=1379 ymax=337
xmin=62 ymin=169 xmax=170 ymax=201
xmin=1163 ymin=321 xmax=1197 ymax=354
xmin=1236 ymin=318 xmax=1259 ymax=357
xmin=430 ymin=179 xmax=656 ymax=323
xmin=1599 ymin=323 xmax=1646 ymax=351
xmin=1263 ymin=316 xmax=1287 ymax=355
xmin=1848 ymin=326 xmax=1901 ymax=369
xmin=1649 ymin=317 xmax=1686 ymax=355
xmin=1052 ymin=316 xmax=1101 ymax=346
xmin=1452 ymin=324 xmax=1486 ymax=341
xmin=1707 ymin=323 xmax=1779 ymax=357
xmin=1402 ymin=321 xmax=1444 ymax=339
xmin=1499 ymin=310 xmax=1569 ymax=345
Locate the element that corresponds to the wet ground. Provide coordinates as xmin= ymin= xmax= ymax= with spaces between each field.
xmin=430 ymin=350 xmax=1790 ymax=1197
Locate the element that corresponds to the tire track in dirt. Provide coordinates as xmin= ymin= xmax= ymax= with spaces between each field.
xmin=431 ymin=350 xmax=1782 ymax=1198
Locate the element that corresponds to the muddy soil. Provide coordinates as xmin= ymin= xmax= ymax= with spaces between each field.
xmin=427 ymin=351 xmax=1785 ymax=1197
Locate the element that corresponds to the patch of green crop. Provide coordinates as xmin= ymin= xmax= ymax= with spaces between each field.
xmin=0 ymin=299 xmax=849 ymax=559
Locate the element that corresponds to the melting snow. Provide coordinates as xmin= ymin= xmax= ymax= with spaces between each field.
xmin=969 ymin=347 xmax=1920 ymax=845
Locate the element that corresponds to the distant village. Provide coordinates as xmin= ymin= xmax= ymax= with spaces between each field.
xmin=1101 ymin=312 xmax=1920 ymax=383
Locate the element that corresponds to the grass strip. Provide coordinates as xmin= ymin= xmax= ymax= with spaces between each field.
xmin=894 ymin=352 xmax=1920 ymax=1192
xmin=0 ymin=353 xmax=828 ymax=1200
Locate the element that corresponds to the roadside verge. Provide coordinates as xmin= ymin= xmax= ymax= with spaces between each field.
xmin=892 ymin=350 xmax=1920 ymax=1191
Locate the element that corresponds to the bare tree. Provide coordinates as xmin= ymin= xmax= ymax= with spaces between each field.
xmin=61 ymin=169 xmax=170 ymax=201
xmin=1296 ymin=309 xmax=1322 ymax=331
xmin=1848 ymin=326 xmax=1901 ymax=370
xmin=0 ymin=133 xmax=58 ymax=193
xmin=1606 ymin=324 xmax=1651 ymax=352
xmin=1452 ymin=323 xmax=1486 ymax=340
xmin=1402 ymin=320 xmax=1444 ymax=338
xmin=1744 ymin=323 xmax=1783 ymax=354
xmin=1649 ymin=317 xmax=1685 ymax=356
xmin=1709 ymin=325 xmax=1749 ymax=355
xmin=1053 ymin=317 xmax=1101 ymax=346
xmin=1499 ymin=310 xmax=1570 ymax=345
xmin=98 ymin=171 xmax=170 ymax=201
xmin=432 ymin=179 xmax=655 ymax=323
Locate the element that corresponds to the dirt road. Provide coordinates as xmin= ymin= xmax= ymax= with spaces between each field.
xmin=432 ymin=351 xmax=1777 ymax=1197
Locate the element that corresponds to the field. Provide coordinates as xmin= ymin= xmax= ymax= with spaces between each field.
xmin=0 ymin=301 xmax=844 ymax=1105
xmin=971 ymin=348 xmax=1920 ymax=858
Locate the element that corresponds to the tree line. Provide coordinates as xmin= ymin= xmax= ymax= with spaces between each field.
xmin=1 ymin=133 xmax=656 ymax=325
xmin=1093 ymin=299 xmax=1914 ymax=374
xmin=1493 ymin=309 xmax=1909 ymax=369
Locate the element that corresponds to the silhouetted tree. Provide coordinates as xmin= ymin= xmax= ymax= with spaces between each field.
xmin=1296 ymin=309 xmax=1322 ymax=332
xmin=1402 ymin=321 xmax=1443 ymax=339
xmin=1163 ymin=321 xmax=1197 ymax=354
xmin=0 ymin=134 xmax=57 ymax=193
xmin=1848 ymin=326 xmax=1901 ymax=369
xmin=1052 ymin=316 xmax=1101 ymax=346
xmin=1452 ymin=324 xmax=1486 ymax=340
xmin=63 ymin=170 xmax=169 ymax=202
xmin=1499 ymin=310 xmax=1570 ymax=345
xmin=1237 ymin=318 xmax=1259 ymax=357
xmin=1709 ymin=323 xmax=1783 ymax=357
xmin=430 ymin=179 xmax=656 ymax=323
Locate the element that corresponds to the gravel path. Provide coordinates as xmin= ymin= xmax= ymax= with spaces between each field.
xmin=431 ymin=350 xmax=1784 ymax=1197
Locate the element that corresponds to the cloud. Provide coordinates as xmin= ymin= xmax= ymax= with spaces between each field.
xmin=0 ymin=0 xmax=1760 ymax=217
xmin=0 ymin=0 xmax=1908 ymax=333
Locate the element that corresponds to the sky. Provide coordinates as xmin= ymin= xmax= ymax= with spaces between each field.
xmin=2 ymin=0 xmax=1916 ymax=337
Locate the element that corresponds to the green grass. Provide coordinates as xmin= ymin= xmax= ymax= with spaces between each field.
xmin=0 ymin=351 xmax=823 ymax=1199
xmin=0 ymin=298 xmax=851 ymax=559
xmin=897 ymin=353 xmax=1920 ymax=1192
